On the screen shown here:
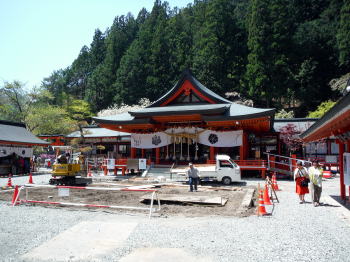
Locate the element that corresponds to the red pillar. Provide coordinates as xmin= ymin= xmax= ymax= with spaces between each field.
xmin=239 ymin=132 xmax=248 ymax=160
xmin=210 ymin=146 xmax=215 ymax=161
xmin=338 ymin=141 xmax=346 ymax=200
xmin=347 ymin=141 xmax=350 ymax=202
xmin=270 ymin=156 xmax=275 ymax=169
xmin=155 ymin=147 xmax=160 ymax=165
xmin=141 ymin=149 xmax=145 ymax=158
xmin=130 ymin=147 xmax=136 ymax=158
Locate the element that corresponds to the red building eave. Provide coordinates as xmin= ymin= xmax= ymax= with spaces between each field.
xmin=302 ymin=109 xmax=350 ymax=142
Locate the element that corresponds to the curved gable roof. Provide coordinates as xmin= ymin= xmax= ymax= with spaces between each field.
xmin=148 ymin=70 xmax=232 ymax=107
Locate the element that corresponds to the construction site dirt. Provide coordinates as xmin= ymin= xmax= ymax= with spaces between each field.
xmin=0 ymin=182 xmax=256 ymax=217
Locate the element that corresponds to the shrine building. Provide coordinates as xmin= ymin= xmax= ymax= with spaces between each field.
xmin=301 ymin=90 xmax=350 ymax=201
xmin=93 ymin=70 xmax=277 ymax=165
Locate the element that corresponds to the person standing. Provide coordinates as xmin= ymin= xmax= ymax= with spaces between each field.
xmin=294 ymin=161 xmax=309 ymax=204
xmin=308 ymin=160 xmax=323 ymax=207
xmin=187 ymin=162 xmax=199 ymax=192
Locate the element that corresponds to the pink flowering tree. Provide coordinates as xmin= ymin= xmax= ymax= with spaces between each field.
xmin=279 ymin=123 xmax=303 ymax=155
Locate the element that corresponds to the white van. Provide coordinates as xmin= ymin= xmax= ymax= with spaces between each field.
xmin=170 ymin=155 xmax=241 ymax=185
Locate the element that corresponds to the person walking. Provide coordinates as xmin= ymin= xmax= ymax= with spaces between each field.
xmin=187 ymin=162 xmax=199 ymax=192
xmin=294 ymin=161 xmax=309 ymax=204
xmin=308 ymin=160 xmax=323 ymax=207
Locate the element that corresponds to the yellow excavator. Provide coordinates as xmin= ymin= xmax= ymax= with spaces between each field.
xmin=49 ymin=150 xmax=92 ymax=186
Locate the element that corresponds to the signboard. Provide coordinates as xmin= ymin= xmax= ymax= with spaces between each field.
xmin=107 ymin=159 xmax=115 ymax=169
xmin=139 ymin=159 xmax=147 ymax=170
xmin=344 ymin=153 xmax=350 ymax=186
xmin=58 ymin=188 xmax=70 ymax=197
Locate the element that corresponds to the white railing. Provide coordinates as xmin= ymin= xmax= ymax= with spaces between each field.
xmin=13 ymin=184 xmax=161 ymax=219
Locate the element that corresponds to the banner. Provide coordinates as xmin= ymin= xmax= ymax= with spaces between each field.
xmin=198 ymin=130 xmax=242 ymax=147
xmin=131 ymin=132 xmax=170 ymax=149
xmin=130 ymin=129 xmax=243 ymax=149
xmin=0 ymin=146 xmax=33 ymax=158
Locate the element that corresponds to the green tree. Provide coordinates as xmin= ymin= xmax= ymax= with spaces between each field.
xmin=86 ymin=15 xmax=138 ymax=112
xmin=307 ymin=100 xmax=336 ymax=118
xmin=41 ymin=69 xmax=69 ymax=106
xmin=0 ymin=81 xmax=30 ymax=122
xmin=26 ymin=105 xmax=76 ymax=135
xmin=246 ymin=0 xmax=295 ymax=107
xmin=66 ymin=46 xmax=92 ymax=99
xmin=275 ymin=109 xmax=295 ymax=119
xmin=114 ymin=1 xmax=170 ymax=104
xmin=292 ymin=0 xmax=342 ymax=114
xmin=337 ymin=0 xmax=350 ymax=66
xmin=192 ymin=0 xmax=247 ymax=95
xmin=0 ymin=81 xmax=77 ymax=135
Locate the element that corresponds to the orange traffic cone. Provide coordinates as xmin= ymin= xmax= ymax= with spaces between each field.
xmin=7 ymin=174 xmax=13 ymax=188
xmin=272 ymin=173 xmax=280 ymax=191
xmin=263 ymin=184 xmax=272 ymax=205
xmin=11 ymin=185 xmax=20 ymax=206
xmin=257 ymin=189 xmax=269 ymax=216
xmin=28 ymin=173 xmax=34 ymax=184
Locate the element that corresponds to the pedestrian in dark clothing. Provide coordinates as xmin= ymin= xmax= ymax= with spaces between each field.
xmin=187 ymin=162 xmax=200 ymax=192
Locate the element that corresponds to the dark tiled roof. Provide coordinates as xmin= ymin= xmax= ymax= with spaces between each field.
xmin=0 ymin=120 xmax=49 ymax=145
xmin=129 ymin=104 xmax=230 ymax=117
xmin=66 ymin=126 xmax=130 ymax=138
xmin=93 ymin=112 xmax=152 ymax=125
xmin=149 ymin=70 xmax=232 ymax=107
xmin=301 ymin=92 xmax=350 ymax=139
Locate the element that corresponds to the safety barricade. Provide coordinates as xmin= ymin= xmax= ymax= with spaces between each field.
xmin=12 ymin=184 xmax=161 ymax=218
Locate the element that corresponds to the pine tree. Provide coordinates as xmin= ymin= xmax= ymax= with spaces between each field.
xmin=337 ymin=0 xmax=350 ymax=66
xmin=86 ymin=15 xmax=138 ymax=112
xmin=113 ymin=1 xmax=170 ymax=105
xmin=192 ymin=0 xmax=247 ymax=96
xmin=246 ymin=0 xmax=295 ymax=107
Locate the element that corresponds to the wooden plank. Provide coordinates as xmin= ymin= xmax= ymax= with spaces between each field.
xmin=141 ymin=194 xmax=227 ymax=206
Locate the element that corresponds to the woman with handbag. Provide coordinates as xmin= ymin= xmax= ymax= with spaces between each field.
xmin=308 ymin=160 xmax=323 ymax=207
xmin=294 ymin=161 xmax=309 ymax=204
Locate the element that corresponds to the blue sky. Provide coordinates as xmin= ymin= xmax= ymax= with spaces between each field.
xmin=0 ymin=0 xmax=192 ymax=90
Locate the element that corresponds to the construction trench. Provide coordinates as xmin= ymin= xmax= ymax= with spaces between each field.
xmin=0 ymin=177 xmax=257 ymax=217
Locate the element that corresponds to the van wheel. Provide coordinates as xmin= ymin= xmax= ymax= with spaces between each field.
xmin=222 ymin=177 xmax=232 ymax=185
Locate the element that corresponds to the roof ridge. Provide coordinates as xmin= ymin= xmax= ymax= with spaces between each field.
xmin=148 ymin=70 xmax=232 ymax=107
xmin=0 ymin=120 xmax=26 ymax=128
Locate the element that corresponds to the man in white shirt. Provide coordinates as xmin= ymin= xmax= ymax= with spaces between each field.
xmin=308 ymin=160 xmax=323 ymax=206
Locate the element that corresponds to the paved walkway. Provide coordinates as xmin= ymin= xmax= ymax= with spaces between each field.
xmin=0 ymin=175 xmax=349 ymax=261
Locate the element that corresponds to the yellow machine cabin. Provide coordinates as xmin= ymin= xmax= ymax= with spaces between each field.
xmin=52 ymin=163 xmax=81 ymax=176
xmin=49 ymin=150 xmax=92 ymax=186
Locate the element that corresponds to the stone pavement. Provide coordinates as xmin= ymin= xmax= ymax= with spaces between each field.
xmin=1 ymin=174 xmax=349 ymax=262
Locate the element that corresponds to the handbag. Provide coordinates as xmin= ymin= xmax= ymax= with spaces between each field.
xmin=298 ymin=170 xmax=309 ymax=187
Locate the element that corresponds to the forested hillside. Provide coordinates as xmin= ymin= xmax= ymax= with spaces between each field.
xmin=2 ymin=0 xmax=350 ymax=135
xmin=41 ymin=0 xmax=350 ymax=115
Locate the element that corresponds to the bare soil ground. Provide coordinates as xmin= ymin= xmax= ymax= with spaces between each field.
xmin=0 ymin=181 xmax=256 ymax=217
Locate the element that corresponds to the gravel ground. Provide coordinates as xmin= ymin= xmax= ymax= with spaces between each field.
xmin=0 ymin=176 xmax=349 ymax=261
xmin=0 ymin=169 xmax=52 ymax=188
